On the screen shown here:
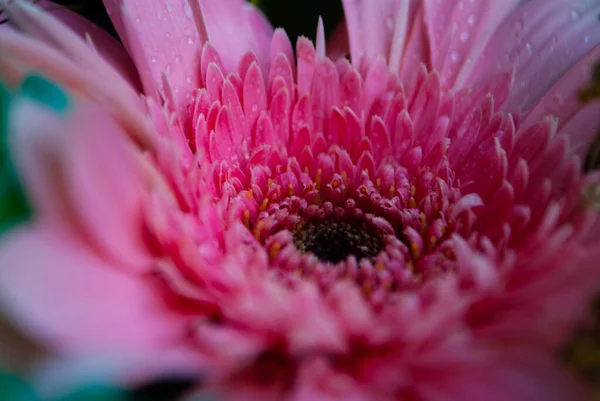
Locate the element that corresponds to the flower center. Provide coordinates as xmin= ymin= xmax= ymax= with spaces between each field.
xmin=293 ymin=217 xmax=384 ymax=264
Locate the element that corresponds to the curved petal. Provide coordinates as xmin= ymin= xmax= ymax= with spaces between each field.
xmin=467 ymin=0 xmax=600 ymax=113
xmin=8 ymin=77 xmax=152 ymax=271
xmin=421 ymin=0 xmax=522 ymax=89
xmin=340 ymin=0 xmax=415 ymax=66
xmin=0 ymin=23 xmax=154 ymax=149
xmin=519 ymin=44 xmax=600 ymax=159
xmin=32 ymin=0 xmax=141 ymax=90
xmin=102 ymin=0 xmax=272 ymax=109
xmin=0 ymin=225 xmax=195 ymax=359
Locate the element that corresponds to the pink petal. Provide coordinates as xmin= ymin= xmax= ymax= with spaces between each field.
xmin=1 ymin=1 xmax=141 ymax=100
xmin=199 ymin=0 xmax=273 ymax=73
xmin=0 ymin=226 xmax=198 ymax=360
xmin=24 ymin=0 xmax=141 ymax=90
xmin=340 ymin=0 xmax=410 ymax=66
xmin=468 ymin=0 xmax=600 ymax=113
xmin=102 ymin=0 xmax=202 ymax=106
xmin=520 ymin=44 xmax=600 ymax=158
xmin=422 ymin=0 xmax=521 ymax=88
xmin=0 ymin=29 xmax=154 ymax=149
xmin=9 ymin=93 xmax=153 ymax=271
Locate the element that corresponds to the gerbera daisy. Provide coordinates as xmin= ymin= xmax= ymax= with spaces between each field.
xmin=1 ymin=0 xmax=600 ymax=400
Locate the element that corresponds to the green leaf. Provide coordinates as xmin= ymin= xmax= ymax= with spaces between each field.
xmin=0 ymin=82 xmax=32 ymax=234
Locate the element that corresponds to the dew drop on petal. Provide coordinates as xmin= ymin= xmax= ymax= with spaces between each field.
xmin=571 ymin=9 xmax=581 ymax=20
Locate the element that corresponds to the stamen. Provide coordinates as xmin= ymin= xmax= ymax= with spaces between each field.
xmin=292 ymin=217 xmax=384 ymax=264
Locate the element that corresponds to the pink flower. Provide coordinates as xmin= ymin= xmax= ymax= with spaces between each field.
xmin=1 ymin=0 xmax=600 ymax=399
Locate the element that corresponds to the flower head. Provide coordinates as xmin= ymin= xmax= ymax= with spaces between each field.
xmin=1 ymin=0 xmax=600 ymax=400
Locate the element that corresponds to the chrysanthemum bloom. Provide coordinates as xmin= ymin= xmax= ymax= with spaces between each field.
xmin=1 ymin=0 xmax=600 ymax=399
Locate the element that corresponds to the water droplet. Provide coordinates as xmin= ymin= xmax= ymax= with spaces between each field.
xmin=186 ymin=76 xmax=192 ymax=84
xmin=460 ymin=31 xmax=470 ymax=42
xmin=585 ymin=35 xmax=591 ymax=43
xmin=467 ymin=15 xmax=476 ymax=26
xmin=571 ymin=9 xmax=581 ymax=20
xmin=450 ymin=51 xmax=461 ymax=63
xmin=525 ymin=42 xmax=532 ymax=56
xmin=135 ymin=17 xmax=141 ymax=23
xmin=175 ymin=55 xmax=183 ymax=63
xmin=150 ymin=56 xmax=158 ymax=63
xmin=187 ymin=37 xmax=195 ymax=45
xmin=165 ymin=32 xmax=171 ymax=39
xmin=174 ymin=86 xmax=180 ymax=93
xmin=252 ymin=104 xmax=258 ymax=112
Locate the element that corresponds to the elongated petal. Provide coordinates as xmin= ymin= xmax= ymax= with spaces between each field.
xmin=103 ymin=0 xmax=272 ymax=107
xmin=0 ymin=225 xmax=190 ymax=356
xmin=9 ymin=77 xmax=152 ymax=270
xmin=29 ymin=0 xmax=141 ymax=90
xmin=468 ymin=0 xmax=600 ymax=113
xmin=0 ymin=28 xmax=154 ymax=149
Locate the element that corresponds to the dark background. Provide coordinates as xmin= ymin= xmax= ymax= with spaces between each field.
xmin=51 ymin=0 xmax=344 ymax=41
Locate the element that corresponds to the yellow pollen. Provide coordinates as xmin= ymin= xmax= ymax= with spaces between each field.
xmin=384 ymin=281 xmax=393 ymax=291
xmin=270 ymin=243 xmax=281 ymax=259
xmin=253 ymin=220 xmax=265 ymax=239
xmin=304 ymin=167 xmax=309 ymax=173
xmin=267 ymin=178 xmax=273 ymax=187
xmin=341 ymin=171 xmax=348 ymax=184
xmin=407 ymin=261 xmax=415 ymax=273
xmin=410 ymin=242 xmax=420 ymax=259
xmin=360 ymin=186 xmax=368 ymax=195
xmin=375 ymin=261 xmax=385 ymax=271
xmin=363 ymin=282 xmax=372 ymax=296
xmin=315 ymin=168 xmax=322 ymax=189
xmin=420 ymin=213 xmax=427 ymax=225
xmin=332 ymin=178 xmax=340 ymax=189
xmin=408 ymin=197 xmax=417 ymax=208
xmin=288 ymin=184 xmax=294 ymax=196
xmin=433 ymin=202 xmax=439 ymax=214
xmin=245 ymin=191 xmax=253 ymax=199
xmin=376 ymin=178 xmax=381 ymax=188
xmin=430 ymin=236 xmax=438 ymax=246
xmin=260 ymin=198 xmax=269 ymax=211
xmin=410 ymin=185 xmax=416 ymax=196
xmin=389 ymin=186 xmax=396 ymax=196
xmin=242 ymin=210 xmax=250 ymax=227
